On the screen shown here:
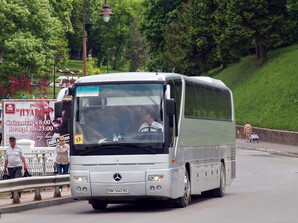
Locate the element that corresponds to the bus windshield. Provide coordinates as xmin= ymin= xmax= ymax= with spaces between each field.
xmin=73 ymin=83 xmax=164 ymax=148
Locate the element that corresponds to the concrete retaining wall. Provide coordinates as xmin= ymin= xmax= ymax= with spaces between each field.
xmin=236 ymin=125 xmax=298 ymax=146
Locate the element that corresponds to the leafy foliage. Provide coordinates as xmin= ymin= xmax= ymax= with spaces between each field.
xmin=162 ymin=0 xmax=219 ymax=75
xmin=91 ymin=0 xmax=141 ymax=70
xmin=0 ymin=75 xmax=32 ymax=98
xmin=141 ymin=0 xmax=297 ymax=74
xmin=139 ymin=0 xmax=186 ymax=71
xmin=49 ymin=0 xmax=74 ymax=33
xmin=87 ymin=57 xmax=101 ymax=75
xmin=0 ymin=0 xmax=65 ymax=81
xmin=9 ymin=75 xmax=32 ymax=95
xmin=126 ymin=16 xmax=148 ymax=72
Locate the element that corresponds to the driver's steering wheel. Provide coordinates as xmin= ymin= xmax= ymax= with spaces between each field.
xmin=139 ymin=126 xmax=159 ymax=132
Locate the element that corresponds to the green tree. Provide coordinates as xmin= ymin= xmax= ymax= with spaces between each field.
xmin=67 ymin=0 xmax=85 ymax=59
xmin=87 ymin=57 xmax=101 ymax=74
xmin=214 ymin=0 xmax=254 ymax=67
xmin=214 ymin=0 xmax=292 ymax=62
xmin=90 ymin=0 xmax=140 ymax=70
xmin=49 ymin=0 xmax=74 ymax=33
xmin=139 ymin=0 xmax=185 ymax=71
xmin=162 ymin=0 xmax=219 ymax=75
xmin=0 ymin=0 xmax=65 ymax=80
xmin=125 ymin=13 xmax=148 ymax=71
xmin=286 ymin=0 xmax=298 ymax=43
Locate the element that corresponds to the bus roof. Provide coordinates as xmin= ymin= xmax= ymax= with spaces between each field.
xmin=187 ymin=76 xmax=228 ymax=89
xmin=76 ymin=72 xmax=179 ymax=83
xmin=75 ymin=72 xmax=229 ymax=90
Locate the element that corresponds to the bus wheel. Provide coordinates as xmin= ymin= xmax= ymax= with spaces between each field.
xmin=91 ymin=202 xmax=108 ymax=210
xmin=212 ymin=162 xmax=225 ymax=197
xmin=174 ymin=170 xmax=191 ymax=208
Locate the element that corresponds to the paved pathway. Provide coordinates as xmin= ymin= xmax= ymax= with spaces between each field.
xmin=0 ymin=188 xmax=73 ymax=214
xmin=236 ymin=139 xmax=298 ymax=157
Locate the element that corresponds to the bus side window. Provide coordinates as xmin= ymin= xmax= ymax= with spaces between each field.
xmin=196 ymin=84 xmax=207 ymax=118
xmin=173 ymin=79 xmax=182 ymax=119
xmin=167 ymin=80 xmax=181 ymax=145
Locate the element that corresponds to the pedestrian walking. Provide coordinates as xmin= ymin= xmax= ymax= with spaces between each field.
xmin=3 ymin=136 xmax=28 ymax=198
xmin=243 ymin=122 xmax=253 ymax=142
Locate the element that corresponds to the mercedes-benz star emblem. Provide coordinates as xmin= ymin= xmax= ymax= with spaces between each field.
xmin=113 ymin=173 xmax=122 ymax=181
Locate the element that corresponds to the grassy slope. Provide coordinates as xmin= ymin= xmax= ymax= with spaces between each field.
xmin=214 ymin=44 xmax=298 ymax=131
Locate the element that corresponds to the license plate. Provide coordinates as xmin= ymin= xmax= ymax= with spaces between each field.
xmin=106 ymin=188 xmax=129 ymax=194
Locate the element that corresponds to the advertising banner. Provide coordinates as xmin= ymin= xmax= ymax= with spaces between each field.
xmin=2 ymin=99 xmax=70 ymax=147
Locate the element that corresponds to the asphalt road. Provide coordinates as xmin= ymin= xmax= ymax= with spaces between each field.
xmin=1 ymin=148 xmax=298 ymax=223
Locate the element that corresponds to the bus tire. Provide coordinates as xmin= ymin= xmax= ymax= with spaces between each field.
xmin=174 ymin=169 xmax=191 ymax=208
xmin=212 ymin=162 xmax=225 ymax=197
xmin=91 ymin=202 xmax=108 ymax=210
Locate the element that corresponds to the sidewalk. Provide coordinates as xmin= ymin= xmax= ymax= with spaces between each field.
xmin=0 ymin=188 xmax=74 ymax=214
xmin=236 ymin=139 xmax=298 ymax=158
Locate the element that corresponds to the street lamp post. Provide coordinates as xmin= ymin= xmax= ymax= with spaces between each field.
xmin=82 ymin=0 xmax=114 ymax=76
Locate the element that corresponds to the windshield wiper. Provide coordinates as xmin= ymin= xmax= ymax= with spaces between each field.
xmin=80 ymin=143 xmax=157 ymax=155
xmin=119 ymin=143 xmax=157 ymax=154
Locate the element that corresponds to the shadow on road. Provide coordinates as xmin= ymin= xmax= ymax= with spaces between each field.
xmin=78 ymin=194 xmax=222 ymax=214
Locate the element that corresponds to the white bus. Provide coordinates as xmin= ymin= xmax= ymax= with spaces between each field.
xmin=56 ymin=72 xmax=236 ymax=210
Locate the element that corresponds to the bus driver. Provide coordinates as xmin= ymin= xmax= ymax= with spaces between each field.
xmin=139 ymin=113 xmax=163 ymax=132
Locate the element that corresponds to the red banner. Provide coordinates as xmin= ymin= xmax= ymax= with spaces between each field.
xmin=3 ymin=99 xmax=70 ymax=147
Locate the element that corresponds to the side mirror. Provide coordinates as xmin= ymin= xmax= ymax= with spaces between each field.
xmin=68 ymin=87 xmax=74 ymax=96
xmin=165 ymin=99 xmax=178 ymax=137
xmin=55 ymin=102 xmax=62 ymax=117
xmin=165 ymin=99 xmax=176 ymax=116
xmin=57 ymin=87 xmax=72 ymax=102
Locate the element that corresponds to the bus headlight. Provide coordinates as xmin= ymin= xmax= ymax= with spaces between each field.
xmin=73 ymin=176 xmax=88 ymax=183
xmin=148 ymin=175 xmax=164 ymax=181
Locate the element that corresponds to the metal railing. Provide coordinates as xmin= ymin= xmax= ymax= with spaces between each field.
xmin=0 ymin=145 xmax=72 ymax=204
xmin=0 ymin=147 xmax=56 ymax=177
xmin=0 ymin=174 xmax=70 ymax=204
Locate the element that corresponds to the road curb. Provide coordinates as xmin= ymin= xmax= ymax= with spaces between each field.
xmin=236 ymin=145 xmax=298 ymax=158
xmin=0 ymin=196 xmax=76 ymax=214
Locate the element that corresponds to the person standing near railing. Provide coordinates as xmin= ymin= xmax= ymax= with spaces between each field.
xmin=53 ymin=136 xmax=70 ymax=191
xmin=3 ymin=136 xmax=28 ymax=198
xmin=53 ymin=136 xmax=70 ymax=175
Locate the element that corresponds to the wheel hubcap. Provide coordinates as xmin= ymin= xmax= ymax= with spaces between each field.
xmin=184 ymin=175 xmax=191 ymax=199
xmin=221 ymin=166 xmax=225 ymax=193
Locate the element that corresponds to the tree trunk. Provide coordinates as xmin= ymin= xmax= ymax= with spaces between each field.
xmin=255 ymin=39 xmax=267 ymax=60
xmin=260 ymin=45 xmax=267 ymax=60
xmin=255 ymin=42 xmax=260 ymax=59
xmin=222 ymin=62 xmax=227 ymax=69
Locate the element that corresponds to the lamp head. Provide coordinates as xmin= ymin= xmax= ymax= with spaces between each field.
xmin=99 ymin=5 xmax=114 ymax=22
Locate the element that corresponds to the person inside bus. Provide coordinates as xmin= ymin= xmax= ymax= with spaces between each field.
xmin=139 ymin=113 xmax=163 ymax=132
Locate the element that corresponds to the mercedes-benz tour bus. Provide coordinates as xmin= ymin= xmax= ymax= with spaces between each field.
xmin=55 ymin=72 xmax=236 ymax=210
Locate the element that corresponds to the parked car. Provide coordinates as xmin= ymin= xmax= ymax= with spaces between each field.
xmin=31 ymin=80 xmax=50 ymax=86
xmin=49 ymin=76 xmax=79 ymax=88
